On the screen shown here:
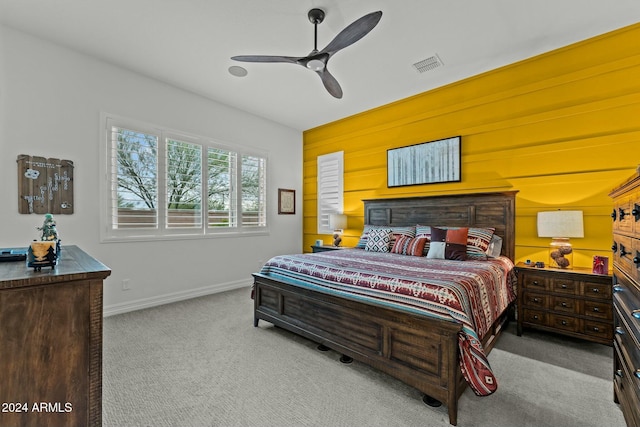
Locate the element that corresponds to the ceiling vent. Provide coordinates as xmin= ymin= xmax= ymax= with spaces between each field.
xmin=413 ymin=54 xmax=443 ymax=73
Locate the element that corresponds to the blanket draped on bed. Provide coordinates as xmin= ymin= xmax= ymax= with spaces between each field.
xmin=258 ymin=249 xmax=516 ymax=396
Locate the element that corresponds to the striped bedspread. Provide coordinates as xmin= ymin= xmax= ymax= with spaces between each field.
xmin=259 ymin=249 xmax=516 ymax=396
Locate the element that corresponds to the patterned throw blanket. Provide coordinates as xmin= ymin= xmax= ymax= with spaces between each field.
xmin=259 ymin=249 xmax=516 ymax=396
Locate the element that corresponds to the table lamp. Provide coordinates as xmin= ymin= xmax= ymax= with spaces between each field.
xmin=537 ymin=210 xmax=584 ymax=269
xmin=329 ymin=213 xmax=347 ymax=247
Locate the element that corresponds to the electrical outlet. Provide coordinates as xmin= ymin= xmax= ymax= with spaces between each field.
xmin=122 ymin=278 xmax=131 ymax=291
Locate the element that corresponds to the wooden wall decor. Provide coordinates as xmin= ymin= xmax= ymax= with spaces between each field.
xmin=17 ymin=154 xmax=74 ymax=214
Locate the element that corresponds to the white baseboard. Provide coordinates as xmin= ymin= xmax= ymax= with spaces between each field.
xmin=103 ymin=280 xmax=251 ymax=317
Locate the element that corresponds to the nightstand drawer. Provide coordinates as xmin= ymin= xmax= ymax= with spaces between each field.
xmin=551 ymin=295 xmax=578 ymax=314
xmin=523 ymin=309 xmax=547 ymax=326
xmin=522 ymin=291 xmax=548 ymax=308
xmin=551 ymin=278 xmax=579 ymax=295
xmin=583 ymin=300 xmax=613 ymax=320
xmin=549 ymin=314 xmax=579 ymax=332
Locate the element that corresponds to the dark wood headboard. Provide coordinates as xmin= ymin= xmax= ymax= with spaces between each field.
xmin=363 ymin=191 xmax=517 ymax=260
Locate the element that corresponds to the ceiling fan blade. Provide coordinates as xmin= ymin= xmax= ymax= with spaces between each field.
xmin=319 ymin=11 xmax=382 ymax=56
xmin=231 ymin=55 xmax=299 ymax=64
xmin=317 ymin=69 xmax=343 ymax=99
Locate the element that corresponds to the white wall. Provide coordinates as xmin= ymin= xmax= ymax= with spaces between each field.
xmin=0 ymin=25 xmax=303 ymax=315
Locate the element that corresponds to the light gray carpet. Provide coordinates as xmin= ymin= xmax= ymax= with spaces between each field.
xmin=103 ymin=286 xmax=625 ymax=427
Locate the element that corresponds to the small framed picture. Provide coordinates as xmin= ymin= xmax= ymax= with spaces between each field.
xmin=592 ymin=256 xmax=609 ymax=275
xmin=278 ymin=189 xmax=295 ymax=214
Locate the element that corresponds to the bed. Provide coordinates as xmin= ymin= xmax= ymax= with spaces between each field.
xmin=252 ymin=191 xmax=517 ymax=425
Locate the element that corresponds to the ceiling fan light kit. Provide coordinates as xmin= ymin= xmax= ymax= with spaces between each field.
xmin=231 ymin=9 xmax=383 ymax=98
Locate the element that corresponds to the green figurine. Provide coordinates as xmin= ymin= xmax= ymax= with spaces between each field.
xmin=38 ymin=213 xmax=59 ymax=242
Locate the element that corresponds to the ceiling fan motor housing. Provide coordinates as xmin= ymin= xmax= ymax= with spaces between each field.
xmin=308 ymin=8 xmax=325 ymax=24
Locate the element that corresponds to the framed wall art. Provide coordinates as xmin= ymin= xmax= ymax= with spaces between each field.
xmin=278 ymin=188 xmax=295 ymax=214
xmin=387 ymin=136 xmax=461 ymax=187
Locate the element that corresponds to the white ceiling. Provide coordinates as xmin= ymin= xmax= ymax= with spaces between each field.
xmin=1 ymin=0 xmax=639 ymax=131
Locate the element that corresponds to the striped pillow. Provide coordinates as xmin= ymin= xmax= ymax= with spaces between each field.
xmin=391 ymin=235 xmax=428 ymax=256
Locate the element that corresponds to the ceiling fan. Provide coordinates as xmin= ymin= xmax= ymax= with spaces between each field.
xmin=231 ymin=9 xmax=383 ymax=99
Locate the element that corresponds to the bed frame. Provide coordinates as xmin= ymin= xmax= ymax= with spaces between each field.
xmin=252 ymin=191 xmax=517 ymax=425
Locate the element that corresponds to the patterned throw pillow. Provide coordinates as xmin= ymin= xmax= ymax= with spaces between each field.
xmin=415 ymin=225 xmax=432 ymax=255
xmin=391 ymin=235 xmax=428 ymax=256
xmin=466 ymin=227 xmax=496 ymax=260
xmin=426 ymin=227 xmax=468 ymax=261
xmin=356 ymin=225 xmax=416 ymax=249
xmin=364 ymin=228 xmax=393 ymax=252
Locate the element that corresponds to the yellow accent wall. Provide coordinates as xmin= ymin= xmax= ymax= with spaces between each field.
xmin=303 ymin=22 xmax=640 ymax=269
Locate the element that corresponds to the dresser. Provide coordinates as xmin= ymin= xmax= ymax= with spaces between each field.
xmin=515 ymin=262 xmax=613 ymax=345
xmin=610 ymin=169 xmax=640 ymax=427
xmin=0 ymin=245 xmax=111 ymax=427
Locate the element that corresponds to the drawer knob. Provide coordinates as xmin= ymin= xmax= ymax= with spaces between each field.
xmin=593 ymin=327 xmax=600 ymax=332
xmin=612 ymin=242 xmax=618 ymax=252
xmin=561 ymin=320 xmax=568 ymax=326
xmin=616 ymin=326 xmax=625 ymax=335
xmin=620 ymin=246 xmax=628 ymax=257
xmin=592 ymin=288 xmax=599 ymax=293
xmin=611 ymin=209 xmax=617 ymax=221
xmin=613 ymin=285 xmax=624 ymax=293
xmin=533 ymin=315 xmax=539 ymax=320
xmin=633 ymin=309 xmax=640 ymax=319
xmin=635 ymin=369 xmax=640 ymax=379
xmin=533 ymin=298 xmax=540 ymax=303
xmin=561 ymin=284 xmax=568 ymax=289
xmin=593 ymin=307 xmax=600 ymax=312
xmin=532 ymin=280 xmax=539 ymax=286
xmin=616 ymin=369 xmax=623 ymax=378
xmin=561 ymin=302 xmax=568 ymax=307
xmin=619 ymin=207 xmax=627 ymax=220
xmin=634 ymin=256 xmax=640 ymax=265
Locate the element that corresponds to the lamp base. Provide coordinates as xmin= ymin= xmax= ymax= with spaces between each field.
xmin=332 ymin=232 xmax=342 ymax=247
xmin=549 ymin=237 xmax=573 ymax=269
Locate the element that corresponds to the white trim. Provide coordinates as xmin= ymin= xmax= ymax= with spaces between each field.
xmin=103 ymin=280 xmax=251 ymax=317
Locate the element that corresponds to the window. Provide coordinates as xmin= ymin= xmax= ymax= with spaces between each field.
xmin=102 ymin=114 xmax=268 ymax=241
xmin=317 ymin=151 xmax=344 ymax=234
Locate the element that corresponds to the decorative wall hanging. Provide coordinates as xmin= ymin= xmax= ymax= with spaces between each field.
xmin=17 ymin=154 xmax=74 ymax=214
xmin=387 ymin=136 xmax=461 ymax=187
xmin=278 ymin=188 xmax=295 ymax=214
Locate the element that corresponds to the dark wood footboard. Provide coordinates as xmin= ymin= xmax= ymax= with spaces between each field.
xmin=254 ymin=273 xmax=473 ymax=425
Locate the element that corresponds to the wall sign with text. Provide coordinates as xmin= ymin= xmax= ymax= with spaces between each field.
xmin=17 ymin=154 xmax=74 ymax=214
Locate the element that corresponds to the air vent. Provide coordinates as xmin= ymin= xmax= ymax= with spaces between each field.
xmin=413 ymin=54 xmax=443 ymax=73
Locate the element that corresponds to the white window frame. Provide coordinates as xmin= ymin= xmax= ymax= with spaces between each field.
xmin=317 ymin=151 xmax=344 ymax=234
xmin=100 ymin=113 xmax=268 ymax=242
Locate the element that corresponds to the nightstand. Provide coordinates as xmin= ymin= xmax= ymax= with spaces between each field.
xmin=311 ymin=245 xmax=349 ymax=253
xmin=515 ymin=262 xmax=613 ymax=345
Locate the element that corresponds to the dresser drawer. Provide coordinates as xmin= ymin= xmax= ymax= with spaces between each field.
xmin=522 ymin=291 xmax=548 ymax=309
xmin=522 ymin=309 xmax=547 ymax=326
xmin=614 ymin=342 xmax=640 ymax=427
xmin=549 ymin=313 xmax=579 ymax=333
xmin=583 ymin=319 xmax=613 ymax=341
xmin=551 ymin=277 xmax=579 ymax=295
xmin=583 ymin=300 xmax=613 ymax=320
xmin=614 ymin=307 xmax=640 ymax=380
xmin=582 ymin=281 xmax=612 ymax=300
xmin=613 ymin=233 xmax=640 ymax=284
xmin=613 ymin=196 xmax=636 ymax=235
xmin=521 ymin=274 xmax=549 ymax=291
xmin=550 ymin=295 xmax=578 ymax=314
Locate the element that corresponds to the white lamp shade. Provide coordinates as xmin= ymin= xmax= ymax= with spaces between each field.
xmin=329 ymin=213 xmax=347 ymax=230
xmin=537 ymin=210 xmax=584 ymax=238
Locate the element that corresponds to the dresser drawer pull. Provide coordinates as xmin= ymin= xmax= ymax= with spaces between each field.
xmin=593 ymin=307 xmax=600 ymax=312
xmin=612 ymin=242 xmax=618 ymax=253
xmin=634 ymin=255 xmax=640 ymax=265
xmin=616 ymin=326 xmax=625 ymax=335
xmin=620 ymin=245 xmax=628 ymax=257
xmin=611 ymin=209 xmax=617 ymax=221
xmin=633 ymin=204 xmax=640 ymax=220
xmin=533 ymin=315 xmax=539 ymax=320
xmin=532 ymin=280 xmax=541 ymax=287
xmin=561 ymin=320 xmax=568 ymax=326
xmin=633 ymin=309 xmax=640 ymax=319
xmin=613 ymin=285 xmax=624 ymax=293
xmin=619 ymin=207 xmax=627 ymax=220
xmin=561 ymin=302 xmax=568 ymax=307
xmin=592 ymin=288 xmax=599 ymax=293
xmin=592 ymin=326 xmax=600 ymax=332
xmin=560 ymin=284 xmax=568 ymax=289
xmin=616 ymin=369 xmax=623 ymax=378
xmin=533 ymin=298 xmax=540 ymax=303
xmin=635 ymin=369 xmax=640 ymax=379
